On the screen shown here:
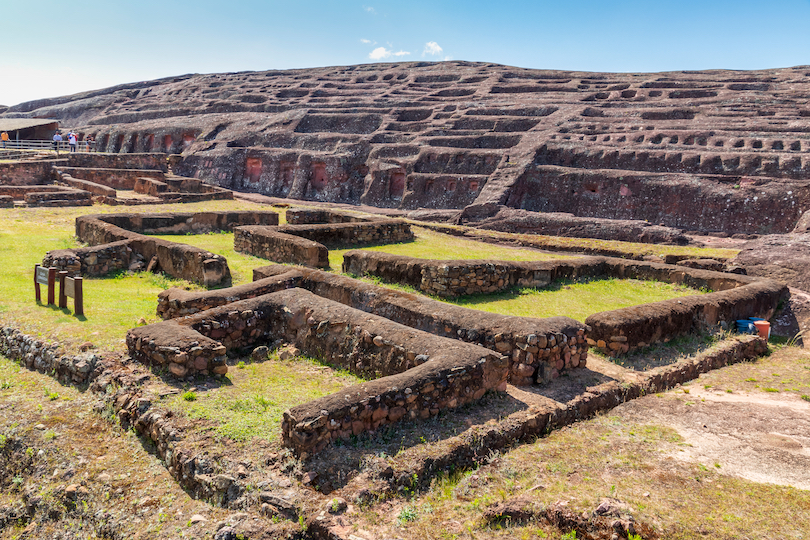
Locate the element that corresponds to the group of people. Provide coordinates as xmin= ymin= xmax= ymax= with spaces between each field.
xmin=52 ymin=131 xmax=94 ymax=153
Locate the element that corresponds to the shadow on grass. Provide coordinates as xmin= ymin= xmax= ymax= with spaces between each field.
xmin=515 ymin=365 xmax=620 ymax=403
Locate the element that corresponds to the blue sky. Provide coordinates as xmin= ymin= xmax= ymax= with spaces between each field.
xmin=2 ymin=0 xmax=809 ymax=106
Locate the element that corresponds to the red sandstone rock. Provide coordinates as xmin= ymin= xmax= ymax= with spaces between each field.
xmin=5 ymin=61 xmax=809 ymax=236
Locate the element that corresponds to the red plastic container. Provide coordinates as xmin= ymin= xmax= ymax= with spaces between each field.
xmin=753 ymin=320 xmax=771 ymax=340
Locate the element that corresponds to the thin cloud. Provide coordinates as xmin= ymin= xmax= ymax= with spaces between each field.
xmin=360 ymin=39 xmax=372 ymax=44
xmin=369 ymin=47 xmax=411 ymax=60
xmin=423 ymin=41 xmax=443 ymax=56
xmin=365 ymin=6 xmax=376 ymax=14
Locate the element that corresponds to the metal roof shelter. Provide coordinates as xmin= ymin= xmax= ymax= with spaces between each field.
xmin=0 ymin=119 xmax=60 ymax=140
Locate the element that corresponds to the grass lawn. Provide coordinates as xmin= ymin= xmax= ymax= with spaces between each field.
xmin=449 ymin=277 xmax=703 ymax=321
xmin=0 ymin=203 xmax=707 ymax=352
xmin=326 ymin=227 xmax=572 ymax=270
xmin=0 ymin=201 xmax=278 ymax=352
xmin=160 ymin=352 xmax=365 ymax=442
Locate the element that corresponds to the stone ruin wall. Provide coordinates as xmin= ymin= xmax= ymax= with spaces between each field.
xmin=158 ymin=263 xmax=590 ymax=386
xmin=10 ymin=62 xmax=810 ymax=235
xmin=127 ymin=287 xmax=508 ymax=457
xmin=234 ymin=213 xmax=414 ymax=268
xmin=343 ymin=250 xmax=787 ymax=353
xmin=43 ymin=211 xmax=279 ymax=286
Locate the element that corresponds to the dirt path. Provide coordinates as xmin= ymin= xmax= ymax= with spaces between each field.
xmin=619 ymin=381 xmax=810 ymax=490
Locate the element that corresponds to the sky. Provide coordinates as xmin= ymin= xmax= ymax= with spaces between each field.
xmin=2 ymin=0 xmax=810 ymax=107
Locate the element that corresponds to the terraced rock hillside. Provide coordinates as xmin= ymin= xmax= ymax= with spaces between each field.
xmin=4 ymin=61 xmax=810 ymax=234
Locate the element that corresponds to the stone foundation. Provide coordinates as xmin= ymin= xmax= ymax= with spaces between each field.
xmin=44 ymin=211 xmax=279 ymax=286
xmin=343 ymin=250 xmax=605 ymax=297
xmin=159 ymin=265 xmax=588 ymax=385
xmin=234 ymin=211 xmax=412 ymax=268
xmin=128 ymin=287 xmax=508 ymax=456
xmin=235 ymin=226 xmax=328 ymax=268
xmin=340 ymin=251 xmax=787 ymax=353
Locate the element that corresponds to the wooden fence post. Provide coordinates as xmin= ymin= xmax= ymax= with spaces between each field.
xmin=73 ymin=277 xmax=84 ymax=316
xmin=34 ymin=264 xmax=42 ymax=303
xmin=47 ymin=267 xmax=56 ymax=305
xmin=58 ymin=271 xmax=68 ymax=309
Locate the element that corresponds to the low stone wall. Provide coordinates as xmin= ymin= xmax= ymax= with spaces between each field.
xmin=24 ymin=188 xmax=92 ymax=207
xmin=278 ymin=220 xmax=413 ymax=248
xmin=585 ymin=279 xmax=786 ymax=354
xmin=0 ymin=326 xmax=100 ymax=385
xmin=54 ymin=166 xmax=165 ymax=190
xmin=158 ymin=263 xmax=586 ymax=385
xmin=343 ymin=250 xmax=605 ymax=297
xmin=373 ymin=334 xmax=768 ymax=494
xmin=159 ymin=264 xmax=589 ymax=385
xmin=234 ymin=219 xmax=413 ymax=268
xmin=340 ymin=251 xmax=786 ymax=354
xmin=66 ymin=152 xmax=167 ymax=172
xmin=128 ymin=287 xmax=508 ymax=457
xmin=0 ymin=185 xmax=69 ymax=200
xmin=134 ymin=177 xmax=169 ymax=196
xmin=0 ymin=195 xmax=12 ymax=208
xmin=234 ymin=226 xmax=329 ymax=268
xmin=49 ymin=211 xmax=277 ymax=286
xmin=286 ymin=209 xmax=370 ymax=224
xmin=43 ymin=240 xmax=137 ymax=277
xmin=0 ymin=160 xmax=65 ymax=185
xmin=156 ymin=269 xmax=301 ymax=319
xmin=78 ymin=211 xmax=277 ymax=237
xmin=57 ymin=173 xmax=117 ymax=198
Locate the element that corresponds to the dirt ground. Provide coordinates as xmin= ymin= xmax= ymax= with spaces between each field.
xmin=619 ymin=346 xmax=810 ymax=491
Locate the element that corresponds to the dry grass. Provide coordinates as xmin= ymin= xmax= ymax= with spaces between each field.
xmin=0 ymin=353 xmax=231 ymax=538
xmin=350 ymin=411 xmax=810 ymax=539
xmin=692 ymin=344 xmax=810 ymax=396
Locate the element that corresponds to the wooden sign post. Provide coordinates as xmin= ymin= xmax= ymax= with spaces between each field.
xmin=34 ymin=264 xmax=57 ymax=305
xmin=61 ymin=274 xmax=84 ymax=316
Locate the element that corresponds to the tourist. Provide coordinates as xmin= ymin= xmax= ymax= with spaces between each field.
xmin=85 ymin=136 xmax=93 ymax=152
xmin=0 ymin=131 xmax=8 ymax=148
xmin=52 ymin=132 xmax=62 ymax=154
xmin=68 ymin=131 xmax=78 ymax=153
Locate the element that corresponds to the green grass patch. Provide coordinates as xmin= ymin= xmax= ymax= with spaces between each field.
xmin=0 ymin=201 xmax=276 ymax=351
xmin=447 ymin=277 xmax=703 ymax=322
xmin=147 ymin=231 xmax=269 ymax=286
xmin=162 ymin=353 xmax=365 ymax=442
xmin=327 ymin=226 xmax=572 ymax=270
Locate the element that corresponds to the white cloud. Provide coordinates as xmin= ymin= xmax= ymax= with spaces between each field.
xmin=369 ymin=47 xmax=390 ymax=60
xmin=360 ymin=38 xmax=372 ymax=44
xmin=369 ymin=47 xmax=411 ymax=60
xmin=365 ymin=6 xmax=376 ymax=13
xmin=423 ymin=41 xmax=443 ymax=56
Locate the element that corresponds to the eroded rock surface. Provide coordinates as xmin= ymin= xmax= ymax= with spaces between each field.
xmin=733 ymin=233 xmax=810 ymax=292
xmin=3 ymin=62 xmax=809 ymax=234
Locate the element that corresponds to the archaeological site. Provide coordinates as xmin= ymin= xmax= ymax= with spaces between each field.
xmin=1 ymin=61 xmax=809 ymax=539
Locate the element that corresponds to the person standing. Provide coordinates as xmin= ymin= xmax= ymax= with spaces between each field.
xmin=85 ymin=135 xmax=93 ymax=152
xmin=53 ymin=132 xmax=63 ymax=155
xmin=0 ymin=131 xmax=8 ymax=148
xmin=68 ymin=131 xmax=77 ymax=153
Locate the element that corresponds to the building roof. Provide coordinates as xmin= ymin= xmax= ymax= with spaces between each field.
xmin=0 ymin=118 xmax=59 ymax=131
